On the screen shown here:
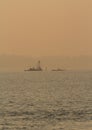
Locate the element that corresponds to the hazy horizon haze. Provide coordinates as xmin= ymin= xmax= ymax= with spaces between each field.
xmin=0 ymin=0 xmax=92 ymax=71
xmin=0 ymin=0 xmax=92 ymax=56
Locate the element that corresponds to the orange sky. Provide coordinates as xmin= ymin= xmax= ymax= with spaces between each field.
xmin=0 ymin=0 xmax=92 ymax=57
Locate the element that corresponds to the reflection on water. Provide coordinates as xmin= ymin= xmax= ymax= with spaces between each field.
xmin=0 ymin=71 xmax=92 ymax=130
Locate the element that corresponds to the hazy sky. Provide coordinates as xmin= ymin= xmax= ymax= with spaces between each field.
xmin=0 ymin=0 xmax=92 ymax=57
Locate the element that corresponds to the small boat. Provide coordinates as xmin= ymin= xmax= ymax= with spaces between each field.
xmin=24 ymin=61 xmax=43 ymax=71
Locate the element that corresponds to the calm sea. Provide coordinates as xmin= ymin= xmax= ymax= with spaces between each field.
xmin=0 ymin=71 xmax=92 ymax=130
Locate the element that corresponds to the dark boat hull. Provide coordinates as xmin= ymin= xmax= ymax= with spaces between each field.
xmin=24 ymin=69 xmax=43 ymax=71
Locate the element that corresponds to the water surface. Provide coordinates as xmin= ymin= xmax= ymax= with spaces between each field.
xmin=0 ymin=71 xmax=92 ymax=130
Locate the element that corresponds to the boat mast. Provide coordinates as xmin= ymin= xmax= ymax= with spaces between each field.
xmin=37 ymin=60 xmax=41 ymax=70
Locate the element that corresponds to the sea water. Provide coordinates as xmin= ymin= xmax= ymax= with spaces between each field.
xmin=0 ymin=71 xmax=92 ymax=130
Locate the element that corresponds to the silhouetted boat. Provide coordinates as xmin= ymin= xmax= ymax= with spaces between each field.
xmin=24 ymin=61 xmax=43 ymax=71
